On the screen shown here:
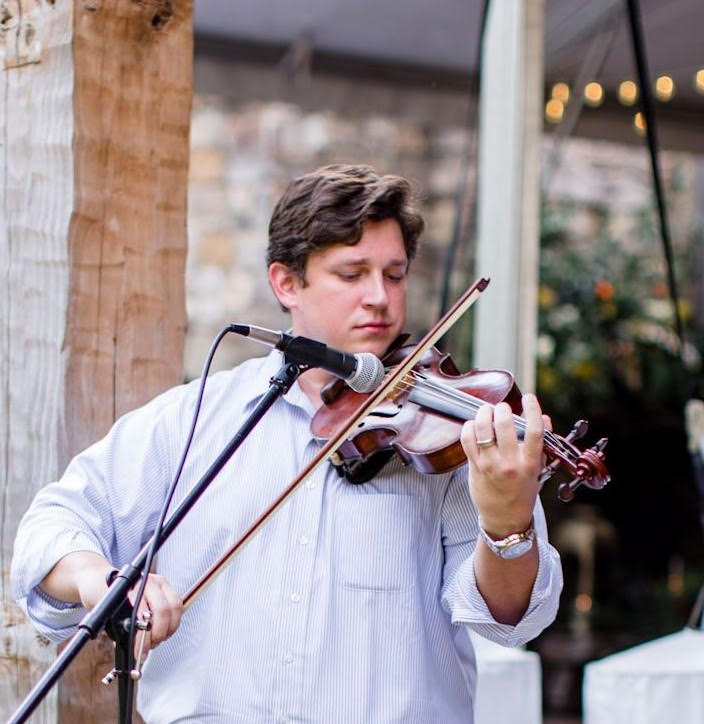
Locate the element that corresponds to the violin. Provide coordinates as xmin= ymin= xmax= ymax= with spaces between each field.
xmin=311 ymin=340 xmax=610 ymax=502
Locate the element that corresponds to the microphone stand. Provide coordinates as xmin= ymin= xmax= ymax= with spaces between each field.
xmin=9 ymin=361 xmax=305 ymax=724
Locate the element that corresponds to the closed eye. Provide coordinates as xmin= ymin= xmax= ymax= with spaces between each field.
xmin=385 ymin=266 xmax=408 ymax=282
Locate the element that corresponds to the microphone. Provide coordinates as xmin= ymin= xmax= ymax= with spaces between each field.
xmin=229 ymin=324 xmax=385 ymax=393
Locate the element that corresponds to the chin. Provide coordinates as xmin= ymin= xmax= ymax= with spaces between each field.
xmin=348 ymin=328 xmax=401 ymax=358
xmin=363 ymin=338 xmax=396 ymax=359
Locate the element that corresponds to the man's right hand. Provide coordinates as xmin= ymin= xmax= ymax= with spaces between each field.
xmin=41 ymin=551 xmax=183 ymax=656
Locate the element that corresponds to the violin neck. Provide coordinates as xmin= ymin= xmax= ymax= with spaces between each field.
xmin=407 ymin=386 xmax=529 ymax=439
xmin=407 ymin=386 xmax=464 ymax=420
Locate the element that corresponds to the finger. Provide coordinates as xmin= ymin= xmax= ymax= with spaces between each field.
xmin=460 ymin=420 xmax=480 ymax=462
xmin=473 ymin=403 xmax=496 ymax=449
xmin=521 ymin=393 xmax=544 ymax=460
xmin=542 ymin=413 xmax=553 ymax=433
xmin=143 ymin=583 xmax=174 ymax=646
xmin=160 ymin=582 xmax=184 ymax=638
xmin=493 ymin=401 xmax=518 ymax=450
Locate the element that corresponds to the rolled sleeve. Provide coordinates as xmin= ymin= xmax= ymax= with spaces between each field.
xmin=22 ymin=586 xmax=86 ymax=643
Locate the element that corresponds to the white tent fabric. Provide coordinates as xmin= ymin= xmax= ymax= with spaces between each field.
xmin=583 ymin=628 xmax=704 ymax=724
xmin=470 ymin=631 xmax=542 ymax=724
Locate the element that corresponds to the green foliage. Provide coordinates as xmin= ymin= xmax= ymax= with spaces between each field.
xmin=536 ymin=202 xmax=702 ymax=424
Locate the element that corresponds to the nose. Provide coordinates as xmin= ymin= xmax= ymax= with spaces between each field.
xmin=362 ymin=272 xmax=389 ymax=309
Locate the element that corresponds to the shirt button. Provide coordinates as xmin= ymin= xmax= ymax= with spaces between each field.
xmin=282 ymin=652 xmax=294 ymax=664
xmin=305 ymin=479 xmax=316 ymax=490
xmin=277 ymin=716 xmax=289 ymax=724
xmin=298 ymin=535 xmax=309 ymax=546
xmin=290 ymin=592 xmax=301 ymax=603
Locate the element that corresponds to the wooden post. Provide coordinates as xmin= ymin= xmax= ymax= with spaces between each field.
xmin=0 ymin=1 xmax=193 ymax=720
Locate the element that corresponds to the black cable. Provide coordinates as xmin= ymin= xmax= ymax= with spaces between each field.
xmin=625 ymin=0 xmax=686 ymax=356
xmin=122 ymin=324 xmax=236 ymax=721
xmin=438 ymin=0 xmax=491 ymax=318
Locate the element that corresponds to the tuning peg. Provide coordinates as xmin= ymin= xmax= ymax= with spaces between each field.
xmin=565 ymin=419 xmax=589 ymax=443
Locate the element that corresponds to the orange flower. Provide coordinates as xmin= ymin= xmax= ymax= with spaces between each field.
xmin=594 ymin=280 xmax=614 ymax=301
xmin=651 ymin=280 xmax=669 ymax=299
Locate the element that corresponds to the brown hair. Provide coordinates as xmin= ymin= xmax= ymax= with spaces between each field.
xmin=267 ymin=164 xmax=424 ymax=280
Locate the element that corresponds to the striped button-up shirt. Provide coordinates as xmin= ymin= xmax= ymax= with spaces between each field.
xmin=12 ymin=350 xmax=562 ymax=723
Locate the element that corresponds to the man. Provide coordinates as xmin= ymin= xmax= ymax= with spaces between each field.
xmin=12 ymin=165 xmax=562 ymax=722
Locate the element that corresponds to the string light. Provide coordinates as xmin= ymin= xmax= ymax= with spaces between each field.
xmin=551 ymin=82 xmax=570 ymax=103
xmin=633 ymin=112 xmax=646 ymax=135
xmin=618 ymin=80 xmax=638 ymax=106
xmin=584 ymin=81 xmax=604 ymax=107
xmin=550 ymin=65 xmax=699 ymax=130
xmin=695 ymin=69 xmax=704 ymax=94
xmin=545 ymin=98 xmax=564 ymax=123
xmin=655 ymin=75 xmax=675 ymax=101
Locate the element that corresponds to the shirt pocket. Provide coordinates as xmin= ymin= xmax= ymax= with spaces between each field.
xmin=334 ymin=493 xmax=419 ymax=593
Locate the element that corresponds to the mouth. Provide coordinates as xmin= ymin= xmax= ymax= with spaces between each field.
xmin=356 ymin=322 xmax=391 ymax=333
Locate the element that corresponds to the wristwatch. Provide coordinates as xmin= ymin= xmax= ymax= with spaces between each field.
xmin=478 ymin=518 xmax=535 ymax=560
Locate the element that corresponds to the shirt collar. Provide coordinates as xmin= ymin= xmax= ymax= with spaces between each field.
xmin=243 ymin=349 xmax=317 ymax=418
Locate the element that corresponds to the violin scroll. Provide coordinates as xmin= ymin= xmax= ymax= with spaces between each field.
xmin=537 ymin=418 xmax=610 ymax=501
xmin=557 ymin=438 xmax=610 ymax=502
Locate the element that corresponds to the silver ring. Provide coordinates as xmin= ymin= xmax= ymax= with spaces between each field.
xmin=476 ymin=437 xmax=497 ymax=449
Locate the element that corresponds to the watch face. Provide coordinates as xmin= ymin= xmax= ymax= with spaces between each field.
xmin=499 ymin=539 xmax=534 ymax=559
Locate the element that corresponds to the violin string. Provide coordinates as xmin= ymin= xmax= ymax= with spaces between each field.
xmin=395 ymin=371 xmax=577 ymax=461
xmin=417 ymin=373 xmax=579 ymax=462
xmin=416 ymin=373 xmax=572 ymax=447
xmin=413 ymin=372 xmax=574 ymax=458
xmin=406 ymin=373 xmax=574 ymax=460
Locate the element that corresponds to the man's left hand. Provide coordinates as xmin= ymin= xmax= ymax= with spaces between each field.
xmin=460 ymin=393 xmax=550 ymax=538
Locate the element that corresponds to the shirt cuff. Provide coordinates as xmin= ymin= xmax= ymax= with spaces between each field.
xmin=21 ymin=587 xmax=87 ymax=643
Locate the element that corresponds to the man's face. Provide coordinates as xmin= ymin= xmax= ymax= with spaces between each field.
xmin=272 ymin=218 xmax=409 ymax=359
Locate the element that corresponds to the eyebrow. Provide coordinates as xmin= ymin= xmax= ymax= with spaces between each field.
xmin=330 ymin=257 xmax=408 ymax=268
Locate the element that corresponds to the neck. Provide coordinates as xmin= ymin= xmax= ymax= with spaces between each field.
xmin=296 ymin=367 xmax=333 ymax=408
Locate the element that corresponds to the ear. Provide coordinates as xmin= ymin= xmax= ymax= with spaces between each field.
xmin=268 ymin=262 xmax=302 ymax=311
